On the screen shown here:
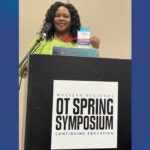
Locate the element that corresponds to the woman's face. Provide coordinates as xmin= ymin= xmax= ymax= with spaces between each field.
xmin=54 ymin=6 xmax=71 ymax=34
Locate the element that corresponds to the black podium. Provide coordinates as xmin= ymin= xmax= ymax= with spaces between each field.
xmin=25 ymin=55 xmax=131 ymax=150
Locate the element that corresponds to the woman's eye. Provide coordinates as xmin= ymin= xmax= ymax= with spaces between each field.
xmin=63 ymin=15 xmax=70 ymax=18
xmin=55 ymin=14 xmax=60 ymax=17
xmin=55 ymin=14 xmax=70 ymax=18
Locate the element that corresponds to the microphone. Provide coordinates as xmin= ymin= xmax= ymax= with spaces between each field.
xmin=19 ymin=22 xmax=52 ymax=68
xmin=40 ymin=22 xmax=52 ymax=41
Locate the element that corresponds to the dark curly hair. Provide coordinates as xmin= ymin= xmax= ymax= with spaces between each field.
xmin=40 ymin=2 xmax=81 ymax=43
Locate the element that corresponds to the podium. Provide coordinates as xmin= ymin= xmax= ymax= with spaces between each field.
xmin=25 ymin=55 xmax=131 ymax=150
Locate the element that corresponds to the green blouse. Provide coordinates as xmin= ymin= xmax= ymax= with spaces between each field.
xmin=29 ymin=34 xmax=78 ymax=55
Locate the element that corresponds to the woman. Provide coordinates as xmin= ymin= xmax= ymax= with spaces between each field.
xmin=20 ymin=1 xmax=100 ymax=77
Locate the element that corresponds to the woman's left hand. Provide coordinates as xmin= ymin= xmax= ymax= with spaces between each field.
xmin=89 ymin=36 xmax=100 ymax=49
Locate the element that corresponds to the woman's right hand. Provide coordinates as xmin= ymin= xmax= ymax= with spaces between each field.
xmin=89 ymin=36 xmax=100 ymax=49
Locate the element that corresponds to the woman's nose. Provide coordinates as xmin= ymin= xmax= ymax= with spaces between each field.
xmin=59 ymin=15 xmax=64 ymax=20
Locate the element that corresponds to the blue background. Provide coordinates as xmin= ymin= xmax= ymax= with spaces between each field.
xmin=0 ymin=0 xmax=150 ymax=149
xmin=0 ymin=0 xmax=18 ymax=150
xmin=132 ymin=0 xmax=150 ymax=149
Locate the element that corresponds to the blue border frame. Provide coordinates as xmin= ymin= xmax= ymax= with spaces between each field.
xmin=132 ymin=0 xmax=150 ymax=149
xmin=0 ymin=0 xmax=150 ymax=149
xmin=0 ymin=0 xmax=18 ymax=150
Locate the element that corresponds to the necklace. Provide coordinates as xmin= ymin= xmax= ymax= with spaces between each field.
xmin=55 ymin=33 xmax=76 ymax=42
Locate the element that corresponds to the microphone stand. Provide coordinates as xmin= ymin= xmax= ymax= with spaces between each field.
xmin=19 ymin=23 xmax=52 ymax=90
xmin=18 ymin=35 xmax=45 ymax=90
xmin=19 ymin=35 xmax=45 ymax=68
xmin=19 ymin=23 xmax=52 ymax=68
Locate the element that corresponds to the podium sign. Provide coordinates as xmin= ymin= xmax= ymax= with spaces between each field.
xmin=25 ymin=55 xmax=131 ymax=150
xmin=51 ymin=80 xmax=118 ymax=149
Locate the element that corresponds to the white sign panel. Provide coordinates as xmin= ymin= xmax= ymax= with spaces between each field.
xmin=51 ymin=80 xmax=118 ymax=149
